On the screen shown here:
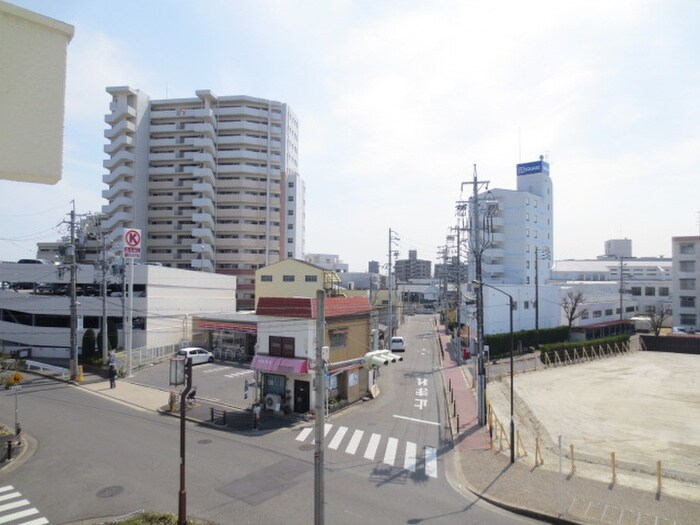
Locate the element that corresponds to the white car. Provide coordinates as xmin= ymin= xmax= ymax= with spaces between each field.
xmin=178 ymin=347 xmax=214 ymax=365
xmin=389 ymin=336 xmax=406 ymax=352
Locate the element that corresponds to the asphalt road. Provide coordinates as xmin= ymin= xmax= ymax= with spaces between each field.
xmin=0 ymin=314 xmax=545 ymax=524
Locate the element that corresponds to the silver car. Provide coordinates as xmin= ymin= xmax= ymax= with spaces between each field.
xmin=177 ymin=347 xmax=214 ymax=365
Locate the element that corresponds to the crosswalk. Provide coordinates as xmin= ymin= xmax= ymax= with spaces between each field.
xmin=0 ymin=485 xmax=48 ymax=525
xmin=295 ymin=424 xmax=439 ymax=478
xmin=200 ymin=364 xmax=254 ymax=379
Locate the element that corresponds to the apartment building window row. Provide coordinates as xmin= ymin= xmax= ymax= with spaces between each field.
xmin=679 ymin=243 xmax=696 ymax=255
xmin=679 ymin=260 xmax=696 ymax=272
xmin=679 ymin=279 xmax=696 ymax=291
xmin=680 ymin=296 xmax=696 ymax=308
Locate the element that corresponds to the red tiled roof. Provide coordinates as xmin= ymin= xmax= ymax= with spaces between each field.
xmin=256 ymin=296 xmax=370 ymax=318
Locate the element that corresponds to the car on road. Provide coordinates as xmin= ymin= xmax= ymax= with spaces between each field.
xmin=389 ymin=336 xmax=406 ymax=352
xmin=177 ymin=347 xmax=214 ymax=365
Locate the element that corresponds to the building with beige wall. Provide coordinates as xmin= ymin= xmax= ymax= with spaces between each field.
xmin=254 ymin=258 xmax=340 ymax=306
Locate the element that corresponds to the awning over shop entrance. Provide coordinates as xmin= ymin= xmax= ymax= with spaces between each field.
xmin=251 ymin=355 xmax=308 ymax=375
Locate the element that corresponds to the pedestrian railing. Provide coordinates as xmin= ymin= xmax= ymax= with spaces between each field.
xmin=24 ymin=360 xmax=69 ymax=378
xmin=115 ymin=343 xmax=181 ymax=372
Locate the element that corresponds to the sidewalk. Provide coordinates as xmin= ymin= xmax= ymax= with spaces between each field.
xmin=437 ymin=327 xmax=700 ymax=525
xmin=79 ymin=372 xmax=303 ymax=434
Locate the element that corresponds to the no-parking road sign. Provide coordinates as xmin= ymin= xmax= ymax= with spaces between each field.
xmin=123 ymin=228 xmax=142 ymax=259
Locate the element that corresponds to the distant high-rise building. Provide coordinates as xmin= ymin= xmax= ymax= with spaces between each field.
xmin=368 ymin=260 xmax=380 ymax=274
xmin=304 ymin=253 xmax=348 ymax=273
xmin=101 ymin=87 xmax=304 ymax=309
xmin=472 ymin=157 xmax=554 ymax=285
xmin=394 ymin=250 xmax=432 ymax=282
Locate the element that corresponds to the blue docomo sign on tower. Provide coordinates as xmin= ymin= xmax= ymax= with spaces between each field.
xmin=516 ymin=160 xmax=549 ymax=176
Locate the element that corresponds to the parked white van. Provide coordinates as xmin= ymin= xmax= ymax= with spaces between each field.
xmin=389 ymin=336 xmax=406 ymax=352
xmin=177 ymin=347 xmax=214 ymax=365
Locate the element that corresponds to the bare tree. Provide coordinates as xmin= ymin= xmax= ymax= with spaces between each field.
xmin=562 ymin=290 xmax=587 ymax=330
xmin=648 ymin=305 xmax=672 ymax=336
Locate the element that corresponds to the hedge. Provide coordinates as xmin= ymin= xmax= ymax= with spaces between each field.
xmin=485 ymin=326 xmax=569 ymax=359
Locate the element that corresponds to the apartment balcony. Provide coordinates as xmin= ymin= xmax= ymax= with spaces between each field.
xmin=191 ymin=242 xmax=214 ymax=258
xmin=218 ymin=150 xmax=281 ymax=163
xmin=218 ymin=135 xmax=275 ymax=149
xmin=148 ymin=224 xmax=174 ymax=234
xmin=190 ymin=123 xmax=216 ymax=138
xmin=192 ymin=228 xmax=214 ymax=244
xmin=193 ymin=152 xmax=215 ymax=170
xmin=149 ymin=195 xmax=178 ymax=205
xmin=104 ymin=104 xmax=136 ymax=125
xmin=193 ymin=197 xmax=215 ymax=215
xmin=150 ymin=123 xmax=178 ymax=134
xmin=104 ymin=119 xmax=136 ymax=140
xmin=149 ymin=167 xmax=178 ymax=176
xmin=193 ymin=167 xmax=215 ymax=185
xmin=149 ymin=209 xmax=176 ymax=219
xmin=100 ymin=210 xmax=132 ymax=231
xmin=190 ymin=258 xmax=214 ymax=272
xmin=102 ymin=179 xmax=133 ymax=200
xmin=192 ymin=108 xmax=215 ymax=122
xmin=192 ymin=182 xmax=215 ymax=199
xmin=102 ymin=196 xmax=132 ymax=216
xmin=192 ymin=137 xmax=216 ymax=153
xmin=148 ymin=237 xmax=175 ymax=248
xmin=150 ymin=137 xmax=178 ymax=148
xmin=149 ymin=152 xmax=180 ymax=163
xmin=483 ymin=247 xmax=505 ymax=259
xmin=103 ymin=149 xmax=134 ymax=170
xmin=192 ymin=212 xmax=215 ymax=229
xmin=218 ymin=121 xmax=269 ymax=134
xmin=217 ymin=164 xmax=280 ymax=177
xmin=102 ymin=165 xmax=133 ymax=185
xmin=217 ymin=178 xmax=268 ymax=191
xmin=482 ymin=263 xmax=505 ymax=275
xmin=103 ymin=134 xmax=134 ymax=155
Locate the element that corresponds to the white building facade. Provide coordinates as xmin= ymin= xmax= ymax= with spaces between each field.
xmin=102 ymin=87 xmax=303 ymax=309
xmin=672 ymin=236 xmax=699 ymax=330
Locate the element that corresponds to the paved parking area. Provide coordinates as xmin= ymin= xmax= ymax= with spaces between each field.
xmin=486 ymin=351 xmax=700 ymax=500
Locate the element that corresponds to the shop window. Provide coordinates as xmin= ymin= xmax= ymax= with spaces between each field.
xmin=269 ymin=336 xmax=295 ymax=357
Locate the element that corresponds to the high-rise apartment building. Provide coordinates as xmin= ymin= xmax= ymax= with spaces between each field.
xmin=394 ymin=249 xmax=432 ymax=282
xmin=102 ymin=87 xmax=304 ymax=309
xmin=672 ymin=236 xmax=699 ymax=330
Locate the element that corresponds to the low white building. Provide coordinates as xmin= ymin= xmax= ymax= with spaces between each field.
xmin=0 ymin=262 xmax=237 ymax=359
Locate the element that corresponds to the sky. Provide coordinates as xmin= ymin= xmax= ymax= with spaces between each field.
xmin=1 ymin=0 xmax=699 ymax=272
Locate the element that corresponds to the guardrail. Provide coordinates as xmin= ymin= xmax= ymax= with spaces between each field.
xmin=24 ymin=360 xmax=69 ymax=378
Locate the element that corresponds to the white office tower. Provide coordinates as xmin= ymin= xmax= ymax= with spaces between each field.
xmin=480 ymin=157 xmax=554 ymax=285
xmin=102 ymin=87 xmax=303 ymax=309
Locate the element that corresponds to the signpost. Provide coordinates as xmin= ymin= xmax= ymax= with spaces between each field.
xmin=122 ymin=228 xmax=141 ymax=377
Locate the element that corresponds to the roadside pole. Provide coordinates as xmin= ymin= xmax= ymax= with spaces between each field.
xmin=314 ymin=289 xmax=326 ymax=525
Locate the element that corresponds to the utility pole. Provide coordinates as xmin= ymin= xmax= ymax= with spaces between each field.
xmin=387 ymin=229 xmax=399 ymax=339
xmin=619 ymin=256 xmax=624 ymax=321
xmin=462 ymin=165 xmax=491 ymax=426
xmin=101 ymin=233 xmax=109 ymax=363
xmin=314 ymin=289 xmax=326 ymax=525
xmin=69 ymin=201 xmax=78 ymax=381
xmin=535 ymin=246 xmax=539 ymax=347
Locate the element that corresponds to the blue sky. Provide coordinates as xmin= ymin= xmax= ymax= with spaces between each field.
xmin=1 ymin=0 xmax=699 ymax=271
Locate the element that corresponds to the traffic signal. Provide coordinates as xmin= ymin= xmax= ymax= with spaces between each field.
xmin=376 ymin=350 xmax=403 ymax=363
xmin=362 ymin=350 xmax=390 ymax=369
xmin=361 ymin=350 xmax=403 ymax=369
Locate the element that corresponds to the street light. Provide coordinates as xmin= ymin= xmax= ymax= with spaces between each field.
xmin=471 ymin=280 xmax=515 ymax=464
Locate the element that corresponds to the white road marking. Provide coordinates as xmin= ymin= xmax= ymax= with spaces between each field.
xmin=383 ymin=437 xmax=398 ymax=466
xmin=345 ymin=429 xmax=364 ymax=454
xmin=425 ymin=446 xmax=438 ymax=478
xmin=296 ymin=427 xmax=313 ymax=442
xmin=393 ymin=414 xmax=440 ymax=426
xmin=310 ymin=423 xmax=333 ymax=444
xmin=364 ymin=433 xmax=381 ymax=460
xmin=21 ymin=518 xmax=49 ymax=525
xmin=0 ymin=488 xmax=13 ymax=494
xmin=0 ymin=500 xmax=29 ymax=513
xmin=0 ymin=493 xmax=20 ymax=503
xmin=0 ymin=508 xmax=39 ymax=524
xmin=404 ymin=441 xmax=417 ymax=472
xmin=328 ymin=426 xmax=348 ymax=450
xmin=224 ymin=370 xmax=253 ymax=378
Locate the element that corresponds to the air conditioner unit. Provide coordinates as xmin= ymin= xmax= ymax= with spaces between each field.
xmin=265 ymin=393 xmax=282 ymax=411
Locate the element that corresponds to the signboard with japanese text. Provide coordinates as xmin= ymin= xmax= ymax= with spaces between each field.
xmin=123 ymin=228 xmax=142 ymax=259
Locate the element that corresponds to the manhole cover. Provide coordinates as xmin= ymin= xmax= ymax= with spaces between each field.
xmin=96 ymin=486 xmax=124 ymax=498
xmin=299 ymin=444 xmax=315 ymax=451
xmin=198 ymin=439 xmax=212 ymax=444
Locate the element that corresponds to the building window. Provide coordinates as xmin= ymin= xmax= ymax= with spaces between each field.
xmin=288 ymin=196 xmax=294 ymax=201
xmin=659 ymin=287 xmax=669 ymax=296
xmin=329 ymin=330 xmax=347 ymax=349
xmin=592 ymin=310 xmax=602 ymax=318
xmin=680 ymin=296 xmax=696 ymax=308
xmin=679 ymin=243 xmax=696 ymax=255
xmin=288 ymin=224 xmax=294 ymax=230
xmin=305 ymin=275 xmax=318 ymax=282
xmin=269 ymin=336 xmax=295 ymax=358
xmin=630 ymin=287 xmax=641 ymax=296
xmin=679 ymin=279 xmax=696 ymax=290
xmin=287 ymin=210 xmax=294 ymax=216
xmin=283 ymin=275 xmax=295 ymax=282
xmin=526 ymin=228 xmax=530 ymax=238
xmin=625 ymin=306 xmax=635 ymax=313
xmin=679 ymin=314 xmax=697 ymax=326
xmin=526 ymin=213 xmax=530 ymax=221
xmin=260 ymin=275 xmax=273 ymax=282
xmin=605 ymin=309 xmax=613 ymax=316
xmin=644 ymin=287 xmax=655 ymax=296
xmin=679 ymin=260 xmax=696 ymax=272
xmin=581 ymin=311 xmax=589 ymax=320
xmin=524 ymin=301 xmax=529 ymax=309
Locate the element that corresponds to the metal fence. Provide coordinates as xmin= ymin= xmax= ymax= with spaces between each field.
xmin=115 ymin=343 xmax=182 ymax=372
